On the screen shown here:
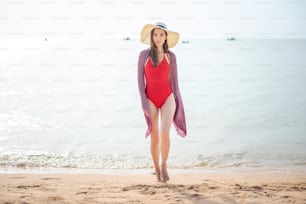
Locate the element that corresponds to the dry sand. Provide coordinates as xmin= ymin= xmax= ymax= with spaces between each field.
xmin=0 ymin=171 xmax=305 ymax=204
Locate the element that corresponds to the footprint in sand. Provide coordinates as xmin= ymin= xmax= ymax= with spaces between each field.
xmin=20 ymin=195 xmax=32 ymax=199
xmin=17 ymin=184 xmax=41 ymax=189
xmin=42 ymin=177 xmax=61 ymax=180
xmin=190 ymin=193 xmax=201 ymax=198
xmin=47 ymin=196 xmax=64 ymax=201
xmin=140 ymin=187 xmax=156 ymax=195
xmin=251 ymin=185 xmax=263 ymax=190
xmin=76 ymin=191 xmax=88 ymax=195
xmin=10 ymin=177 xmax=26 ymax=179
xmin=208 ymin=186 xmax=218 ymax=190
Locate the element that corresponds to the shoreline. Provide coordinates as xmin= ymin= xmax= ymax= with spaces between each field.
xmin=0 ymin=171 xmax=305 ymax=204
xmin=0 ymin=166 xmax=305 ymax=175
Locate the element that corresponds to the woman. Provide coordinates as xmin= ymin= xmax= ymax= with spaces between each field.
xmin=137 ymin=22 xmax=187 ymax=182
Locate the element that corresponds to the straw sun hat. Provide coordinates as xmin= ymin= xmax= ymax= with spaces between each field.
xmin=140 ymin=22 xmax=180 ymax=48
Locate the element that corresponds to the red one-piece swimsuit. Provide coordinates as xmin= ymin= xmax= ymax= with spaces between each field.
xmin=145 ymin=55 xmax=172 ymax=108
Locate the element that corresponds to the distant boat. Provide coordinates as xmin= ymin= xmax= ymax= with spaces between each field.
xmin=181 ymin=40 xmax=190 ymax=44
xmin=227 ymin=37 xmax=236 ymax=41
xmin=123 ymin=37 xmax=131 ymax=41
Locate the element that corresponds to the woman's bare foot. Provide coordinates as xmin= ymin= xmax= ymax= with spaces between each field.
xmin=160 ymin=166 xmax=169 ymax=182
xmin=154 ymin=169 xmax=162 ymax=182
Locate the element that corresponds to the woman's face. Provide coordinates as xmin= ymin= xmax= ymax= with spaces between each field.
xmin=152 ymin=28 xmax=167 ymax=47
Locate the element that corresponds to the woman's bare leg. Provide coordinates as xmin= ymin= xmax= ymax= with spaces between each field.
xmin=147 ymin=99 xmax=160 ymax=181
xmin=160 ymin=93 xmax=176 ymax=181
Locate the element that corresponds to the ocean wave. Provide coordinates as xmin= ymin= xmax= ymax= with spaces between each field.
xmin=1 ymin=152 xmax=305 ymax=172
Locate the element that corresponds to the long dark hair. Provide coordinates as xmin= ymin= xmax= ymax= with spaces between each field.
xmin=149 ymin=28 xmax=169 ymax=67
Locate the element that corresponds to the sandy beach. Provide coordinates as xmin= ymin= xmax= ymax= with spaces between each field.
xmin=0 ymin=171 xmax=305 ymax=204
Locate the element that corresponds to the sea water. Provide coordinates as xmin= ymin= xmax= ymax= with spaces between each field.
xmin=0 ymin=38 xmax=305 ymax=173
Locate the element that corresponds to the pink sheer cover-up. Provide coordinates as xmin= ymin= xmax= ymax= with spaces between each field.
xmin=137 ymin=49 xmax=187 ymax=137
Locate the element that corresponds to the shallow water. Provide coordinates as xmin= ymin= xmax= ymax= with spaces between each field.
xmin=0 ymin=38 xmax=305 ymax=172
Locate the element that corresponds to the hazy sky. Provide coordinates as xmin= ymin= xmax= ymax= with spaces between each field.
xmin=0 ymin=0 xmax=305 ymax=39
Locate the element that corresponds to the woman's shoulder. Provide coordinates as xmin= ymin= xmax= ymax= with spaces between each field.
xmin=138 ymin=49 xmax=150 ymax=66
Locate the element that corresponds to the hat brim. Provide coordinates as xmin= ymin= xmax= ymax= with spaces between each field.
xmin=141 ymin=24 xmax=180 ymax=48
